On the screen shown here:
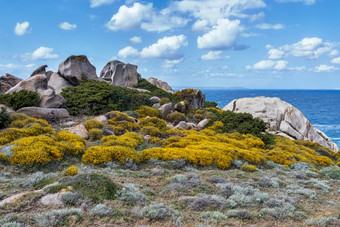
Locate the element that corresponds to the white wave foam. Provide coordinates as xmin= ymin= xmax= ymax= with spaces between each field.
xmin=313 ymin=124 xmax=340 ymax=131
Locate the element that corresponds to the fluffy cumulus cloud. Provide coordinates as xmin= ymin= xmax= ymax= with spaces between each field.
xmin=17 ymin=47 xmax=58 ymax=61
xmin=197 ymin=19 xmax=243 ymax=50
xmin=201 ymin=51 xmax=225 ymax=60
xmin=314 ymin=64 xmax=338 ymax=72
xmin=90 ymin=0 xmax=115 ymax=8
xmin=59 ymin=22 xmax=77 ymax=30
xmin=331 ymin=57 xmax=340 ymax=64
xmin=256 ymin=23 xmax=284 ymax=30
xmin=129 ymin=36 xmax=142 ymax=43
xmin=275 ymin=0 xmax=316 ymax=5
xmin=267 ymin=37 xmax=334 ymax=60
xmin=105 ymin=3 xmax=188 ymax=32
xmin=118 ymin=46 xmax=139 ymax=58
xmin=14 ymin=21 xmax=30 ymax=36
xmin=247 ymin=60 xmax=288 ymax=71
xmin=140 ymin=35 xmax=188 ymax=58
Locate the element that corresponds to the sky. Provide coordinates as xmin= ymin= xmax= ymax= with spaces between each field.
xmin=0 ymin=0 xmax=340 ymax=89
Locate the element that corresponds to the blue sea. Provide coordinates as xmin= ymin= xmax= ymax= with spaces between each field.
xmin=201 ymin=89 xmax=340 ymax=148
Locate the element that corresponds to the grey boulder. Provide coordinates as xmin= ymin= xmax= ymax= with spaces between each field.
xmin=100 ymin=60 xmax=140 ymax=87
xmin=150 ymin=96 xmax=161 ymax=103
xmin=197 ymin=119 xmax=209 ymax=130
xmin=223 ymin=96 xmax=339 ymax=152
xmin=17 ymin=107 xmax=70 ymax=120
xmin=0 ymin=73 xmax=22 ymax=93
xmin=59 ymin=55 xmax=98 ymax=86
xmin=30 ymin=65 xmax=48 ymax=77
xmin=48 ymin=72 xmax=73 ymax=95
xmin=175 ymin=121 xmax=188 ymax=130
xmin=147 ymin=77 xmax=174 ymax=93
xmin=160 ymin=102 xmax=174 ymax=117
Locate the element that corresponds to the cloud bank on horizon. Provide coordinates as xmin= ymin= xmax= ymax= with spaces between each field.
xmin=0 ymin=0 xmax=339 ymax=89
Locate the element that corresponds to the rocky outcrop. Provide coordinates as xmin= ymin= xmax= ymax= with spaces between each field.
xmin=175 ymin=89 xmax=205 ymax=109
xmin=69 ymin=124 xmax=89 ymax=139
xmin=6 ymin=74 xmax=66 ymax=108
xmin=59 ymin=55 xmax=98 ymax=86
xmin=17 ymin=107 xmax=70 ymax=120
xmin=30 ymin=65 xmax=48 ymax=77
xmin=48 ymin=72 xmax=73 ymax=95
xmin=147 ymin=77 xmax=174 ymax=93
xmin=223 ymin=97 xmax=339 ymax=152
xmin=100 ymin=60 xmax=140 ymax=87
xmin=0 ymin=73 xmax=22 ymax=93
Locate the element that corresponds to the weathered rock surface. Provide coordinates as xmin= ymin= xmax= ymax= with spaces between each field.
xmin=69 ymin=124 xmax=89 ymax=139
xmin=6 ymin=74 xmax=66 ymax=108
xmin=223 ymin=97 xmax=339 ymax=152
xmin=59 ymin=55 xmax=98 ymax=86
xmin=0 ymin=73 xmax=22 ymax=93
xmin=100 ymin=60 xmax=140 ymax=87
xmin=0 ymin=190 xmax=43 ymax=207
xmin=128 ymin=87 xmax=151 ymax=93
xmin=197 ymin=119 xmax=209 ymax=130
xmin=175 ymin=121 xmax=188 ymax=130
xmin=176 ymin=89 xmax=205 ymax=109
xmin=48 ymin=72 xmax=73 ymax=94
xmin=147 ymin=77 xmax=174 ymax=93
xmin=152 ymin=103 xmax=161 ymax=109
xmin=160 ymin=102 xmax=174 ymax=117
xmin=17 ymin=107 xmax=70 ymax=120
xmin=93 ymin=115 xmax=108 ymax=125
xmin=30 ymin=65 xmax=48 ymax=77
xmin=150 ymin=96 xmax=161 ymax=103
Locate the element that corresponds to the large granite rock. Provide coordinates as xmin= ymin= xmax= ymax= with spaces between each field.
xmin=17 ymin=107 xmax=70 ymax=120
xmin=48 ymin=72 xmax=73 ymax=94
xmin=0 ymin=73 xmax=22 ymax=93
xmin=176 ymin=89 xmax=205 ymax=109
xmin=223 ymin=97 xmax=339 ymax=152
xmin=30 ymin=65 xmax=48 ymax=77
xmin=6 ymin=74 xmax=65 ymax=108
xmin=100 ymin=60 xmax=140 ymax=87
xmin=147 ymin=77 xmax=174 ymax=93
xmin=160 ymin=102 xmax=174 ymax=117
xmin=59 ymin=55 xmax=98 ymax=86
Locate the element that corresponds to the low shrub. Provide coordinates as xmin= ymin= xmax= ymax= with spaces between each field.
xmin=136 ymin=106 xmax=160 ymax=118
xmin=84 ymin=119 xmax=104 ymax=131
xmin=0 ymin=107 xmax=10 ymax=129
xmin=160 ymin=97 xmax=171 ymax=105
xmin=134 ymin=78 xmax=178 ymax=101
xmin=0 ymin=90 xmax=40 ymax=110
xmin=82 ymin=146 xmax=138 ymax=164
xmin=89 ymin=204 xmax=112 ymax=217
xmin=141 ymin=126 xmax=162 ymax=137
xmin=34 ymin=208 xmax=83 ymax=226
xmin=89 ymin=128 xmax=103 ymax=140
xmin=64 ymin=165 xmax=78 ymax=176
xmin=240 ymin=164 xmax=258 ymax=172
xmin=203 ymin=101 xmax=218 ymax=108
xmin=166 ymin=112 xmax=187 ymax=125
xmin=305 ymin=216 xmax=340 ymax=226
xmin=320 ymin=167 xmax=340 ymax=180
xmin=61 ymin=192 xmax=80 ymax=206
xmin=140 ymin=117 xmax=167 ymax=131
xmin=118 ymin=183 xmax=148 ymax=204
xmin=200 ymin=211 xmax=227 ymax=224
xmin=226 ymin=209 xmax=253 ymax=220
xmin=134 ymin=203 xmax=179 ymax=221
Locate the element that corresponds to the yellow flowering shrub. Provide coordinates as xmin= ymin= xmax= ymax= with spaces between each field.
xmin=55 ymin=130 xmax=86 ymax=156
xmin=315 ymin=156 xmax=335 ymax=166
xmin=89 ymin=128 xmax=103 ymax=140
xmin=0 ymin=152 xmax=7 ymax=162
xmin=9 ymin=135 xmax=64 ymax=166
xmin=209 ymin=121 xmax=223 ymax=131
xmin=82 ymin=145 xmax=139 ymax=164
xmin=10 ymin=113 xmax=29 ymax=121
xmin=64 ymin=165 xmax=78 ymax=176
xmin=240 ymin=164 xmax=258 ymax=172
xmin=136 ymin=106 xmax=160 ymax=118
xmin=84 ymin=119 xmax=104 ymax=130
xmin=140 ymin=117 xmax=167 ymax=131
xmin=101 ymin=132 xmax=143 ymax=148
xmin=142 ymin=126 xmax=162 ymax=137
xmin=106 ymin=111 xmax=140 ymax=134
xmin=106 ymin=111 xmax=132 ymax=123
xmin=10 ymin=118 xmax=50 ymax=129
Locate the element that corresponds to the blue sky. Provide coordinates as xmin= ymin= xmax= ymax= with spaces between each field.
xmin=1 ymin=0 xmax=340 ymax=89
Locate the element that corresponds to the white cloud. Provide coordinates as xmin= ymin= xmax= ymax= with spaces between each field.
xmin=59 ymin=22 xmax=77 ymax=30
xmin=249 ymin=12 xmax=265 ymax=22
xmin=106 ymin=3 xmax=188 ymax=32
xmin=247 ymin=60 xmax=288 ymax=71
xmin=241 ymin=32 xmax=260 ymax=38
xmin=90 ymin=0 xmax=115 ymax=8
xmin=201 ymin=51 xmax=227 ymax=60
xmin=331 ymin=57 xmax=340 ymax=64
xmin=197 ymin=19 xmax=242 ymax=50
xmin=267 ymin=37 xmax=334 ymax=60
xmin=275 ymin=0 xmax=316 ymax=5
xmin=0 ymin=63 xmax=35 ymax=70
xmin=140 ymin=35 xmax=188 ymax=58
xmin=118 ymin=46 xmax=139 ymax=58
xmin=16 ymin=47 xmax=58 ymax=61
xmin=163 ymin=58 xmax=184 ymax=68
xmin=14 ymin=21 xmax=30 ymax=36
xmin=192 ymin=20 xmax=210 ymax=32
xmin=171 ymin=0 xmax=266 ymax=25
xmin=129 ymin=36 xmax=142 ymax=43
xmin=329 ymin=50 xmax=339 ymax=57
xmin=256 ymin=23 xmax=284 ymax=30
xmin=315 ymin=64 xmax=338 ymax=72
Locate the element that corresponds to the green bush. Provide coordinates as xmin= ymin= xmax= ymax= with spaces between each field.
xmin=0 ymin=107 xmax=10 ymax=129
xmin=61 ymin=80 xmax=152 ymax=116
xmin=203 ymin=101 xmax=218 ymax=108
xmin=160 ymin=97 xmax=171 ymax=105
xmin=0 ymin=90 xmax=40 ymax=110
xmin=167 ymin=112 xmax=187 ymax=125
xmin=135 ymin=79 xmax=179 ymax=102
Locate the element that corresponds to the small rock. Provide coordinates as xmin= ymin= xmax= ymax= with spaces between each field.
xmin=197 ymin=119 xmax=209 ymax=130
xmin=152 ymin=103 xmax=161 ymax=109
xmin=69 ymin=124 xmax=89 ymax=139
xmin=160 ymin=102 xmax=174 ymax=117
xmin=93 ymin=115 xmax=108 ymax=125
xmin=175 ymin=121 xmax=188 ymax=130
xmin=187 ymin=123 xmax=197 ymax=129
xmin=150 ymin=96 xmax=161 ymax=103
